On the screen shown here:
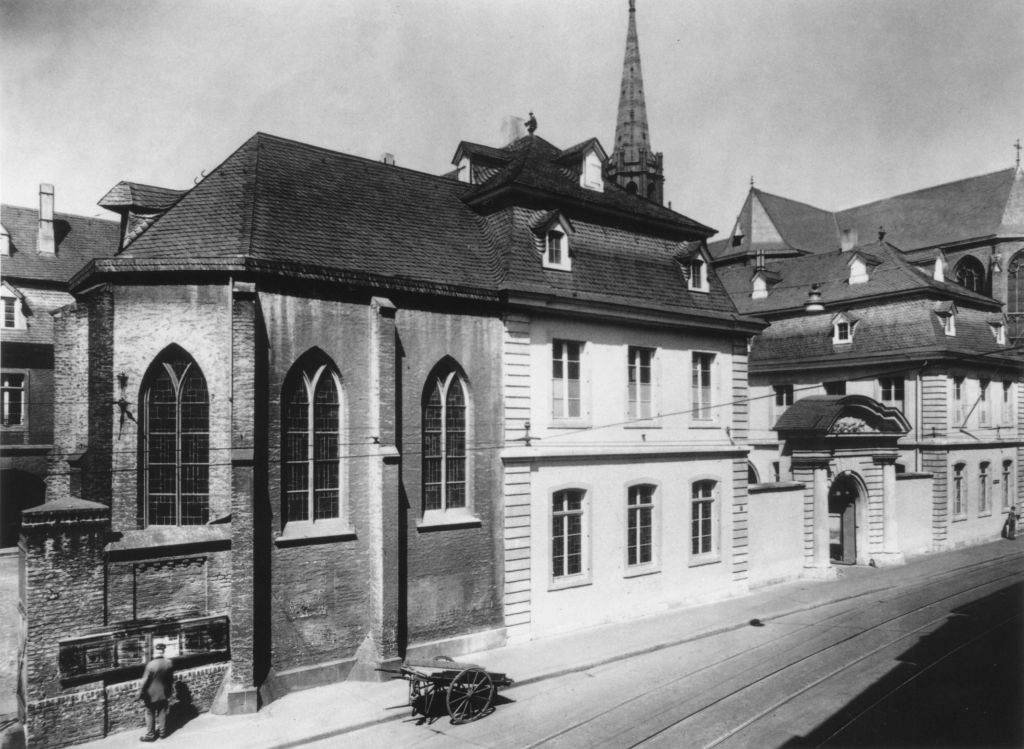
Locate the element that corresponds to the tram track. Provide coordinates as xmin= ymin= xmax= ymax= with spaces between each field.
xmin=518 ymin=554 xmax=1023 ymax=749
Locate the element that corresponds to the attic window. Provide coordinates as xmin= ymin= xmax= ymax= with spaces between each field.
xmin=544 ymin=230 xmax=571 ymax=271
xmin=580 ymin=151 xmax=604 ymax=192
xmin=685 ymin=258 xmax=708 ymax=292
xmin=991 ymin=321 xmax=1006 ymax=345
xmin=848 ymin=256 xmax=869 ymax=285
xmin=935 ymin=306 xmax=957 ymax=336
xmin=0 ymin=286 xmax=26 ymax=330
xmin=832 ymin=313 xmax=856 ymax=344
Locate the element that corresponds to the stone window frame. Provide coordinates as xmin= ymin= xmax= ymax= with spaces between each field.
xmin=550 ymin=485 xmax=591 ymax=590
xmin=551 ymin=339 xmax=587 ymax=426
xmin=1003 ymin=460 xmax=1014 ymax=510
xmin=418 ymin=361 xmax=479 ymax=530
xmin=0 ymin=283 xmax=26 ymax=330
xmin=278 ymin=352 xmax=352 ymax=542
xmin=626 ymin=346 xmax=656 ymax=422
xmin=691 ymin=351 xmax=716 ymax=423
xmin=624 ymin=482 xmax=660 ymax=576
xmin=689 ymin=477 xmax=722 ymax=566
xmin=772 ymin=383 xmax=794 ymax=422
xmin=978 ymin=461 xmax=991 ymax=516
xmin=1 ymin=369 xmax=27 ymax=430
xmin=952 ymin=463 xmax=966 ymax=519
xmin=879 ymin=377 xmax=905 ymax=409
xmin=139 ymin=346 xmax=210 ymax=528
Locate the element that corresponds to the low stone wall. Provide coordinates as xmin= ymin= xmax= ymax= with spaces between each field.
xmin=24 ymin=662 xmax=228 ymax=749
xmin=747 ymin=482 xmax=806 ymax=587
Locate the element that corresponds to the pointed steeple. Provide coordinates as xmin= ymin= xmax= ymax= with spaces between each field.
xmin=606 ymin=0 xmax=664 ymax=204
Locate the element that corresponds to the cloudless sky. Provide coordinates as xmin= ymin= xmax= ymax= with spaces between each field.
xmin=2 ymin=0 xmax=1022 ymax=238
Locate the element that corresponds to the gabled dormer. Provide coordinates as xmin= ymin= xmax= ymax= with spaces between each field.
xmin=933 ymin=300 xmax=957 ymax=336
xmin=450 ymin=141 xmax=514 ymax=186
xmin=554 ymin=138 xmax=608 ymax=193
xmin=675 ymin=242 xmax=709 ymax=292
xmin=846 ymin=250 xmax=882 ymax=285
xmin=831 ymin=311 xmax=857 ymax=344
xmin=751 ymin=268 xmax=781 ymax=299
xmin=531 ymin=211 xmax=574 ymax=271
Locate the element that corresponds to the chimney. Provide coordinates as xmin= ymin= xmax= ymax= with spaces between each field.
xmin=38 ymin=183 xmax=55 ymax=255
xmin=804 ymin=284 xmax=824 ymax=313
xmin=380 ymin=153 xmax=395 ymax=166
xmin=839 ymin=228 xmax=857 ymax=252
xmin=501 ymin=116 xmax=526 ymax=145
xmin=755 ymin=248 xmax=765 ymax=272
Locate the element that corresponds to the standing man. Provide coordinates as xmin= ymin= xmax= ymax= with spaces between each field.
xmin=138 ymin=642 xmax=174 ymax=741
xmin=1005 ymin=505 xmax=1018 ymax=540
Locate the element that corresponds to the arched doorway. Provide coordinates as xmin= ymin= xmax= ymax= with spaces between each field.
xmin=1 ymin=470 xmax=46 ymax=547
xmin=828 ymin=473 xmax=860 ymax=565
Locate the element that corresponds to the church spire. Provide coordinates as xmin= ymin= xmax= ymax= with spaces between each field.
xmin=607 ymin=0 xmax=664 ymax=204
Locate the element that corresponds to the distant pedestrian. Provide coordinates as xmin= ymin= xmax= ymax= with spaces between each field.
xmin=1004 ymin=506 xmax=1018 ymax=541
xmin=138 ymin=642 xmax=174 ymax=741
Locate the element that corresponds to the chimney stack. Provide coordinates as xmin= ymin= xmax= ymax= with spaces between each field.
xmin=38 ymin=183 xmax=55 ymax=255
xmin=501 ymin=116 xmax=526 ymax=145
xmin=840 ymin=228 xmax=857 ymax=252
xmin=380 ymin=153 xmax=395 ymax=166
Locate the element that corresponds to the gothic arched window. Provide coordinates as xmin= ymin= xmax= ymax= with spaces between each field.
xmin=954 ymin=256 xmax=985 ymax=293
xmin=1009 ymin=251 xmax=1024 ymax=343
xmin=142 ymin=347 xmax=209 ymax=526
xmin=283 ymin=355 xmax=342 ymax=525
xmin=422 ymin=367 xmax=468 ymax=513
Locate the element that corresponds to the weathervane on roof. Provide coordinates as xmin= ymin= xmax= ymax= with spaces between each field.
xmin=526 ymin=112 xmax=537 ymax=134
xmin=1015 ymin=138 xmax=1021 ymax=169
xmin=750 ymin=176 xmax=755 ymax=188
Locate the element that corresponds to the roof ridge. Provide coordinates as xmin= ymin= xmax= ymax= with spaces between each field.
xmin=838 ymin=167 xmax=1017 ymax=213
xmin=1 ymin=203 xmax=119 ymax=226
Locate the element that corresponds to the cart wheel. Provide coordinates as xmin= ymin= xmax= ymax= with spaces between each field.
xmin=446 ymin=668 xmax=494 ymax=724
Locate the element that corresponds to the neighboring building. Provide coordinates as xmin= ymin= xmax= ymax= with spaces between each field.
xmin=0 ymin=186 xmax=119 ymax=547
xmin=712 ymin=206 xmax=1022 ymax=563
xmin=712 ymin=166 xmax=1024 ymax=339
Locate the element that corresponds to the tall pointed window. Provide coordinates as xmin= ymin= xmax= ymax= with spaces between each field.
xmin=954 ymin=256 xmax=985 ymax=293
xmin=423 ymin=369 xmax=467 ymax=513
xmin=142 ymin=348 xmax=209 ymax=526
xmin=284 ymin=358 xmax=342 ymax=524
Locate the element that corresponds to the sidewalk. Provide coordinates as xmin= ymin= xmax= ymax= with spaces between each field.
xmin=32 ymin=540 xmax=1024 ymax=749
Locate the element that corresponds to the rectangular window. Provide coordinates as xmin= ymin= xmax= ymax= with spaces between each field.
xmin=552 ymin=489 xmax=585 ymax=580
xmin=824 ymin=381 xmax=846 ymax=396
xmin=552 ymin=340 xmax=582 ymax=419
xmin=627 ymin=347 xmax=654 ymax=420
xmin=979 ymin=462 xmax=990 ymax=514
xmin=627 ymin=485 xmax=655 ymax=567
xmin=953 ymin=377 xmax=965 ymax=425
xmin=953 ymin=464 xmax=965 ymax=516
xmin=1001 ymin=381 xmax=1013 ymax=425
xmin=691 ymin=480 xmax=717 ymax=558
xmin=546 ymin=230 xmax=563 ymax=265
xmin=879 ymin=377 xmax=904 ymax=407
xmin=692 ymin=353 xmax=714 ymax=420
xmin=835 ymin=322 xmax=851 ymax=342
xmin=1004 ymin=461 xmax=1014 ymax=510
xmin=979 ymin=379 xmax=990 ymax=426
xmin=773 ymin=384 xmax=793 ymax=419
xmin=2 ymin=298 xmax=15 ymax=328
xmin=1 ymin=373 xmax=25 ymax=427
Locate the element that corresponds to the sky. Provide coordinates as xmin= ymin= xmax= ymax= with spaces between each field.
xmin=2 ymin=0 xmax=1022 ymax=239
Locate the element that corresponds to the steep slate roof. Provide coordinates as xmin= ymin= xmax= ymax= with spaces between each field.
xmin=710 ymin=167 xmax=1024 ymax=262
xmin=749 ymin=297 xmax=1015 ymax=370
xmin=836 ymin=167 xmax=1023 ymax=252
xmin=0 ymin=204 xmax=119 ymax=284
xmin=716 ymin=240 xmax=998 ymax=317
xmin=80 ymin=132 xmax=753 ymax=327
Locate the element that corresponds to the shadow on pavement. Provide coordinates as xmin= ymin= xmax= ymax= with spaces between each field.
xmin=781 ymin=581 xmax=1023 ymax=748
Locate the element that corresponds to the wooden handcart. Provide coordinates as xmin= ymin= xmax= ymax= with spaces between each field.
xmin=380 ymin=655 xmax=514 ymax=724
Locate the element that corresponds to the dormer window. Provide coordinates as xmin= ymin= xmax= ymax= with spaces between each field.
xmin=831 ymin=312 xmax=856 ymax=344
xmin=0 ymin=224 xmax=10 ymax=256
xmin=580 ymin=150 xmax=604 ymax=192
xmin=934 ymin=302 xmax=957 ymax=337
xmin=849 ymin=257 xmax=868 ymax=284
xmin=990 ymin=320 xmax=1006 ymax=344
xmin=535 ymin=212 xmax=574 ymax=271
xmin=686 ymin=258 xmax=708 ymax=292
xmin=752 ymin=275 xmax=768 ymax=299
xmin=0 ymin=284 xmax=26 ymax=330
xmin=545 ymin=230 xmax=568 ymax=269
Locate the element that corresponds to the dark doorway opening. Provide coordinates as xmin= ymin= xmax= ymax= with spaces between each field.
xmin=828 ymin=473 xmax=858 ymax=564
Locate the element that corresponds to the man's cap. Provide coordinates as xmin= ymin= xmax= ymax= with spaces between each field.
xmin=154 ymin=643 xmax=166 ymax=651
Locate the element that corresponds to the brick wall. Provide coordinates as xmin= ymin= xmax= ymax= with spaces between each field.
xmin=47 ymin=304 xmax=89 ymax=503
xmin=397 ymin=305 xmax=504 ymax=644
xmin=24 ymin=662 xmax=229 ymax=749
